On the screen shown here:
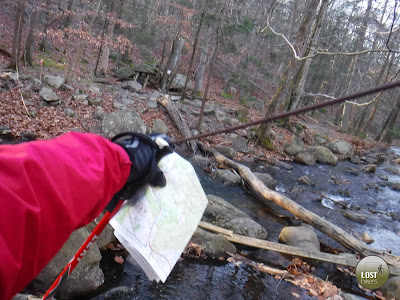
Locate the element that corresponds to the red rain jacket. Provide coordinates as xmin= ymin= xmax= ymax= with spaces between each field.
xmin=0 ymin=132 xmax=131 ymax=299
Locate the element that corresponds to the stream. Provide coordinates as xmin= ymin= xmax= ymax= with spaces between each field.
xmin=84 ymin=147 xmax=400 ymax=300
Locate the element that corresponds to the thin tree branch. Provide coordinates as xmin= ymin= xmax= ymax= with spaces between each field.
xmin=262 ymin=25 xmax=400 ymax=61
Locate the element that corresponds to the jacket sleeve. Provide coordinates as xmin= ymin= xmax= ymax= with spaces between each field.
xmin=0 ymin=132 xmax=131 ymax=300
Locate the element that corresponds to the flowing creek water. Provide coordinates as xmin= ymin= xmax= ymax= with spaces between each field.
xmin=86 ymin=147 xmax=400 ymax=300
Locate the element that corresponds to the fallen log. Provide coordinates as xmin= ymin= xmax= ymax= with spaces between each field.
xmin=197 ymin=142 xmax=400 ymax=268
xmin=199 ymin=221 xmax=400 ymax=276
xmin=157 ymin=95 xmax=197 ymax=151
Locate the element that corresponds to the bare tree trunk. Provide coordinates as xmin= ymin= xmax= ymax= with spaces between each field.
xmin=160 ymin=37 xmax=185 ymax=91
xmin=40 ymin=0 xmax=52 ymax=52
xmin=181 ymin=7 xmax=205 ymax=99
xmin=287 ymin=0 xmax=329 ymax=111
xmin=63 ymin=0 xmax=75 ymax=28
xmin=377 ymin=95 xmax=400 ymax=143
xmin=340 ymin=0 xmax=373 ymax=132
xmin=8 ymin=0 xmax=26 ymax=70
xmin=23 ymin=3 xmax=38 ymax=66
xmin=98 ymin=0 xmax=117 ymax=76
xmin=193 ymin=43 xmax=209 ymax=95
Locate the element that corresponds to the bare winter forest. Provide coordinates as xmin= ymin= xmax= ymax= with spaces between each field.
xmin=1 ymin=0 xmax=400 ymax=144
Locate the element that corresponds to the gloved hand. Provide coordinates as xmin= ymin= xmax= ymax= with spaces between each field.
xmin=106 ymin=132 xmax=173 ymax=211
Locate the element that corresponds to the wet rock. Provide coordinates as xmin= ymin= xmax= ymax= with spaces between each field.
xmin=254 ymin=172 xmax=277 ymax=189
xmin=231 ymin=136 xmax=250 ymax=153
xmin=396 ymin=158 xmax=400 ymax=164
xmin=203 ymin=195 xmax=268 ymax=239
xmin=342 ymin=211 xmax=367 ymax=224
xmin=279 ymin=224 xmax=320 ymax=252
xmin=270 ymin=157 xmax=294 ymax=170
xmin=384 ymin=166 xmax=400 ymax=176
xmin=39 ymin=87 xmax=60 ymax=104
xmin=345 ymin=168 xmax=359 ymax=176
xmin=326 ymin=140 xmax=354 ymax=157
xmin=151 ymin=119 xmax=169 ymax=135
xmin=102 ymin=110 xmax=147 ymax=138
xmin=44 ymin=75 xmax=65 ymax=89
xmin=297 ymin=175 xmax=315 ymax=186
xmin=215 ymin=145 xmax=237 ymax=159
xmin=389 ymin=182 xmax=400 ymax=191
xmin=290 ymin=184 xmax=306 ymax=195
xmin=360 ymin=154 xmax=379 ymax=165
xmin=210 ymin=169 xmax=241 ymax=186
xmin=378 ymin=174 xmax=388 ymax=181
xmin=189 ymin=155 xmax=211 ymax=168
xmin=190 ymin=228 xmax=236 ymax=258
xmin=121 ymin=80 xmax=142 ymax=92
xmin=350 ymin=155 xmax=362 ymax=164
xmin=361 ymin=164 xmax=377 ymax=173
xmin=340 ymin=292 xmax=363 ymax=300
xmin=338 ymin=189 xmax=351 ymax=197
xmin=294 ymin=152 xmax=316 ymax=166
xmin=33 ymin=228 xmax=104 ymax=299
xmin=379 ymin=276 xmax=400 ymax=300
xmin=361 ymin=232 xmax=374 ymax=244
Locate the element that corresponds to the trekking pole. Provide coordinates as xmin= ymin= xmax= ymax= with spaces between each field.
xmin=42 ymin=199 xmax=124 ymax=300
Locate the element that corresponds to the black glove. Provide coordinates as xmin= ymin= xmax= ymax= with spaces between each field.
xmin=106 ymin=132 xmax=173 ymax=211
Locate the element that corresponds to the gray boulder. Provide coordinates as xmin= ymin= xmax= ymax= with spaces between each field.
xmin=389 ymin=182 xmax=400 ymax=191
xmin=362 ymin=164 xmax=377 ymax=173
xmin=202 ymin=195 xmax=268 ymax=239
xmin=190 ymin=228 xmax=236 ymax=258
xmin=88 ymin=85 xmax=101 ymax=95
xmin=121 ymin=80 xmax=142 ymax=92
xmin=309 ymin=146 xmax=338 ymax=165
xmin=279 ymin=224 xmax=320 ymax=252
xmin=294 ymin=152 xmax=316 ymax=166
xmin=33 ymin=228 xmax=104 ymax=299
xmin=210 ymin=169 xmax=241 ymax=186
xmin=327 ymin=140 xmax=354 ymax=157
xmin=215 ymin=145 xmax=237 ymax=159
xmin=64 ymin=108 xmax=75 ymax=117
xmin=231 ymin=136 xmax=250 ymax=154
xmin=284 ymin=144 xmax=304 ymax=156
xmin=39 ymin=87 xmax=60 ymax=105
xmin=149 ymin=91 xmax=162 ymax=101
xmin=112 ymin=102 xmax=126 ymax=110
xmin=170 ymin=74 xmax=190 ymax=90
xmin=253 ymin=172 xmax=277 ymax=189
xmin=379 ymin=276 xmax=400 ymax=300
xmin=151 ymin=119 xmax=169 ymax=135
xmin=44 ymin=75 xmax=65 ymax=89
xmin=102 ymin=110 xmax=147 ymax=138
xmin=89 ymin=97 xmax=102 ymax=106
xmin=384 ymin=166 xmax=400 ymax=176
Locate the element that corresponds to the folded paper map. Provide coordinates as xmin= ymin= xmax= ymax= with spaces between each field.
xmin=110 ymin=152 xmax=208 ymax=282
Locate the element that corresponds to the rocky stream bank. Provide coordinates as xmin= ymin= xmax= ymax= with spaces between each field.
xmin=1 ymin=71 xmax=400 ymax=300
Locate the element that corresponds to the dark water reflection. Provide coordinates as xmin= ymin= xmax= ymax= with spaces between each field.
xmin=88 ymin=148 xmax=400 ymax=300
